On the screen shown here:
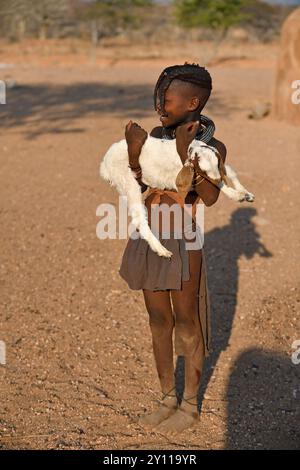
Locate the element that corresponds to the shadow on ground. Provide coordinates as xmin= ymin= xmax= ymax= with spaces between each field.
xmin=225 ymin=348 xmax=300 ymax=449
xmin=175 ymin=208 xmax=274 ymax=431
xmin=0 ymin=82 xmax=240 ymax=139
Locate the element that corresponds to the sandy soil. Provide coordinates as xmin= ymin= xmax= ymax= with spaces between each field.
xmin=0 ymin=40 xmax=299 ymax=450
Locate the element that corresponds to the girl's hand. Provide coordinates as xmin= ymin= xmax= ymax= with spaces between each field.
xmin=176 ymin=121 xmax=200 ymax=163
xmin=125 ymin=120 xmax=148 ymax=166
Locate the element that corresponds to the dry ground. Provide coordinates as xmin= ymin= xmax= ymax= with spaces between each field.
xmin=0 ymin=40 xmax=299 ymax=450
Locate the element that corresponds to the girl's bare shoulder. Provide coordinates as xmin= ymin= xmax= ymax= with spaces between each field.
xmin=150 ymin=126 xmax=163 ymax=138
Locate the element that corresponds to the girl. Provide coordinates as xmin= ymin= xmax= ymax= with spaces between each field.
xmin=119 ymin=63 xmax=226 ymax=434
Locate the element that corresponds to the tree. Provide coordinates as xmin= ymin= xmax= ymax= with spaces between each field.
xmin=78 ymin=0 xmax=154 ymax=43
xmin=173 ymin=0 xmax=253 ymax=63
xmin=173 ymin=0 xmax=251 ymax=37
xmin=0 ymin=0 xmax=68 ymax=40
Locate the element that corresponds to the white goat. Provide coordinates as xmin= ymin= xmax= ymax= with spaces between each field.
xmin=99 ymin=136 xmax=254 ymax=258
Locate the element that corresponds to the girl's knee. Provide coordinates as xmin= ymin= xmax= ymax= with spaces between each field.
xmin=174 ymin=310 xmax=201 ymax=355
xmin=173 ymin=293 xmax=198 ymax=318
xmin=173 ymin=303 xmax=198 ymax=328
xmin=175 ymin=319 xmax=197 ymax=341
xmin=148 ymin=308 xmax=174 ymax=331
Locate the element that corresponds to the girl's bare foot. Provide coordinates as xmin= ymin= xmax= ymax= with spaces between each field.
xmin=138 ymin=396 xmax=178 ymax=426
xmin=155 ymin=400 xmax=199 ymax=435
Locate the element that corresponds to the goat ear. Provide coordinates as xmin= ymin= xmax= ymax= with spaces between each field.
xmin=176 ymin=164 xmax=194 ymax=195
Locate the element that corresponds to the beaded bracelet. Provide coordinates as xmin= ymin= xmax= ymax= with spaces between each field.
xmin=128 ymin=164 xmax=141 ymax=170
xmin=128 ymin=164 xmax=142 ymax=179
xmin=194 ymin=174 xmax=205 ymax=185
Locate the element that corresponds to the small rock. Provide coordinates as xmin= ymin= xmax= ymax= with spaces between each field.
xmin=248 ymin=102 xmax=271 ymax=119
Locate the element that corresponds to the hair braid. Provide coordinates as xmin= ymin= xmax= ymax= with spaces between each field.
xmin=153 ymin=62 xmax=212 ymax=113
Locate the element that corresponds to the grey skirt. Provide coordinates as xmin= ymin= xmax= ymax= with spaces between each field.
xmin=118 ymin=230 xmax=211 ymax=356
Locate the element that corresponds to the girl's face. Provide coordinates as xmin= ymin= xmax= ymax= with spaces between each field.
xmin=156 ymin=80 xmax=200 ymax=129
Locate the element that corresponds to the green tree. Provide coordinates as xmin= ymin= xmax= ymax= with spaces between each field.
xmin=174 ymin=0 xmax=251 ymax=34
xmin=173 ymin=0 xmax=253 ymax=63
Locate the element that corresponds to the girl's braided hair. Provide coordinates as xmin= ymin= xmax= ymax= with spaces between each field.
xmin=154 ymin=62 xmax=212 ymax=113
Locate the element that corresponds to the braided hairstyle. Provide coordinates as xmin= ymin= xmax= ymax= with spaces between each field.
xmin=154 ymin=62 xmax=212 ymax=114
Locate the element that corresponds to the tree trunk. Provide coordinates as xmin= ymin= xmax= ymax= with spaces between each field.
xmin=204 ymin=27 xmax=228 ymax=65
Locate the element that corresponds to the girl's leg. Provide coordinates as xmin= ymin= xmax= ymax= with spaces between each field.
xmin=139 ymin=289 xmax=177 ymax=425
xmin=157 ymin=248 xmax=205 ymax=433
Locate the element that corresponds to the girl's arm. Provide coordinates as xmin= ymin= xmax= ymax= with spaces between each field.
xmin=130 ymin=125 xmax=165 ymax=192
xmin=175 ymin=122 xmax=227 ymax=206
xmin=125 ymin=120 xmax=148 ymax=193
xmin=129 ymin=164 xmax=148 ymax=193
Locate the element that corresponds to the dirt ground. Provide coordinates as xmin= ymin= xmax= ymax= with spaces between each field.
xmin=0 ymin=40 xmax=299 ymax=450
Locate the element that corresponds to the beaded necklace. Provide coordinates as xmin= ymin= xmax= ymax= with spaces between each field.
xmin=161 ymin=114 xmax=215 ymax=144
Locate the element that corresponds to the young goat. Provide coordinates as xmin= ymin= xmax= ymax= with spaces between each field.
xmin=100 ymin=136 xmax=254 ymax=258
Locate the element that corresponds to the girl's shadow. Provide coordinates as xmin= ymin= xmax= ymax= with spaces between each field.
xmin=175 ymin=207 xmax=273 ymax=407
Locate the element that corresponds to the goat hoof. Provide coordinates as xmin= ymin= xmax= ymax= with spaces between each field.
xmin=245 ymin=192 xmax=255 ymax=202
xmin=237 ymin=192 xmax=246 ymax=202
xmin=159 ymin=249 xmax=173 ymax=258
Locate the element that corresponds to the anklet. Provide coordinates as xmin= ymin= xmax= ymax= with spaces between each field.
xmin=162 ymin=386 xmax=176 ymax=400
xmin=182 ymin=394 xmax=198 ymax=406
xmin=154 ymin=386 xmax=178 ymax=410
